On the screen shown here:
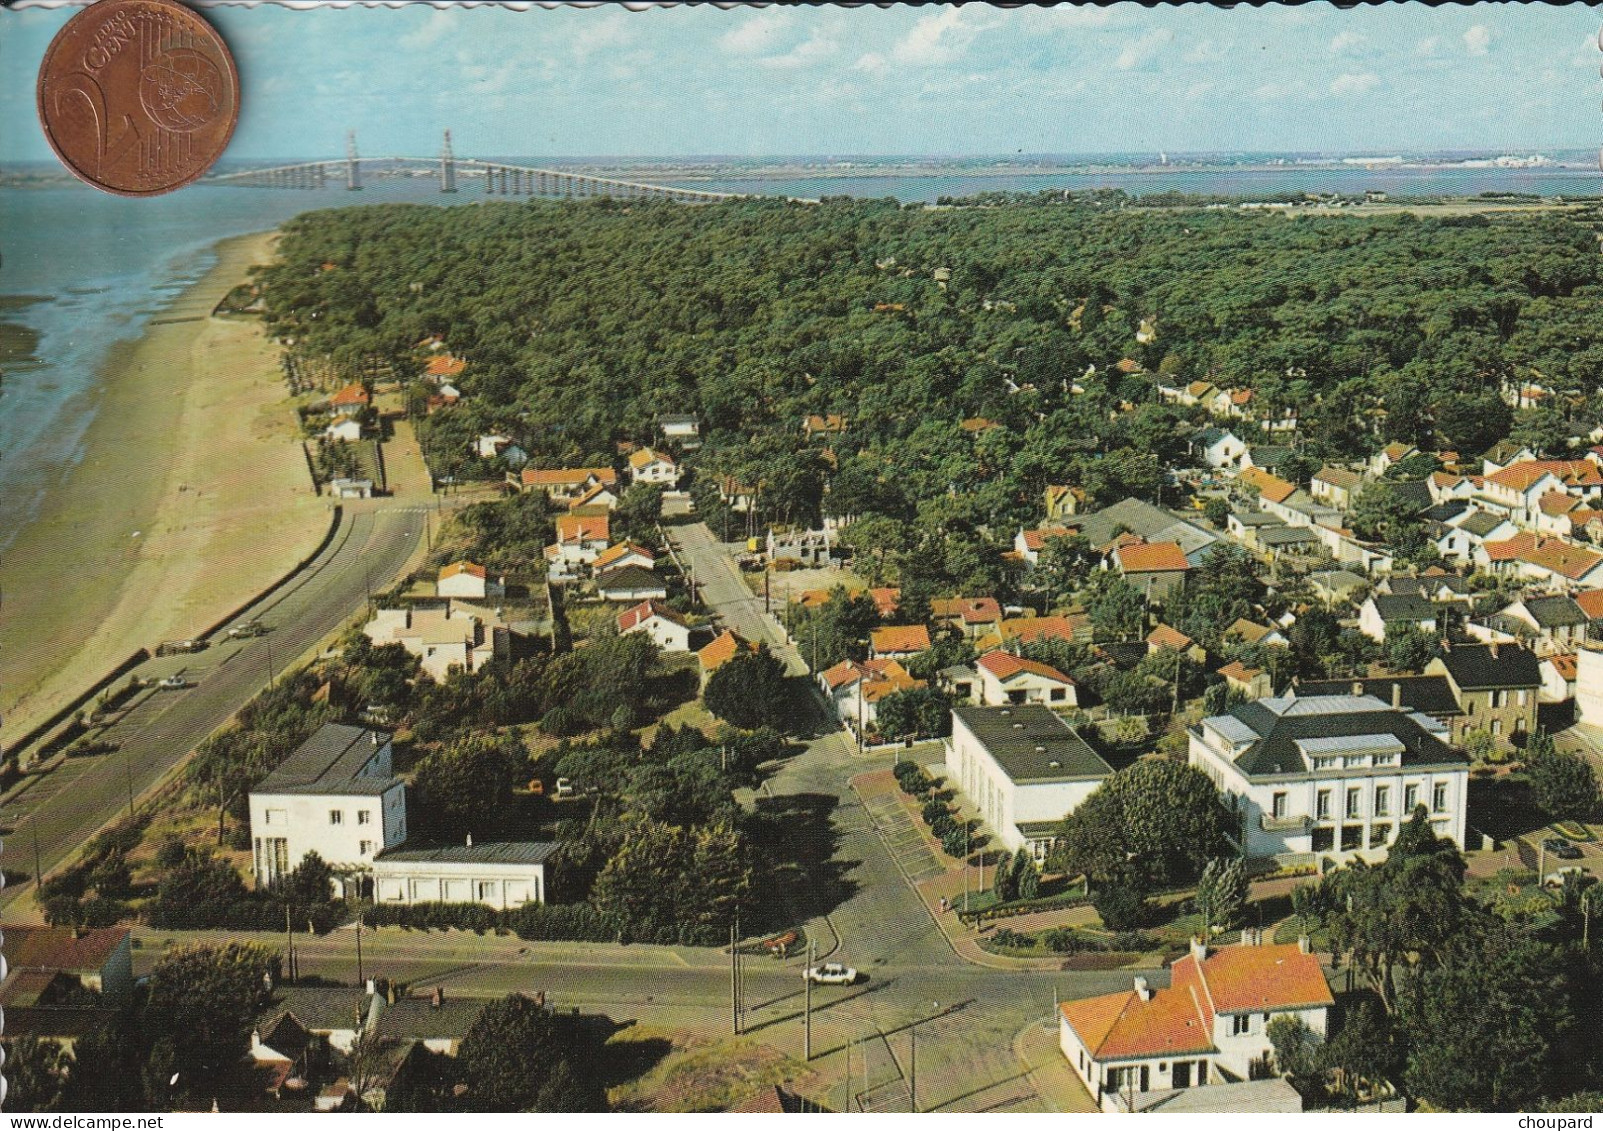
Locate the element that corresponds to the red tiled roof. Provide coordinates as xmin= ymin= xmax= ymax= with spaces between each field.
xmin=520 ymin=466 xmax=618 ymax=488
xmin=1483 ymin=533 xmax=1603 ymax=581
xmin=931 ymin=597 xmax=1002 ymax=624
xmin=568 ymin=481 xmax=617 ymax=509
xmin=1115 ymin=541 xmax=1190 ymax=573
xmin=871 ymin=624 xmax=932 ymax=654
xmin=1218 ymin=660 xmax=1263 ymax=684
xmin=1540 ymin=492 xmax=1584 ymax=517
xmin=977 ymin=651 xmax=1073 ymax=684
xmin=1146 ymin=624 xmax=1194 ymax=652
xmin=698 ymin=630 xmax=756 ymax=672
xmin=329 ymin=383 xmax=370 ymax=408
xmin=1060 ymin=988 xmax=1214 ymax=1062
xmin=979 ymin=615 xmax=1086 ymax=651
xmin=869 ymin=588 xmax=901 ymax=618
xmin=1175 ymin=942 xmax=1335 ymax=1018
xmin=629 ymin=447 xmax=675 ymax=470
xmin=1 ymin=926 xmax=129 ymax=973
xmin=617 ymin=598 xmax=686 ymax=633
xmin=1021 ymin=527 xmax=1073 ymax=552
xmin=1488 ymin=460 xmax=1603 ymax=492
xmin=424 ymin=355 xmax=466 ymax=378
xmin=438 ymin=561 xmax=486 ymax=582
xmin=555 ymin=514 xmax=609 ymax=544
xmin=1575 ymin=589 xmax=1603 ymax=619
xmin=593 ymin=542 xmax=655 ymax=571
xmin=1382 ymin=441 xmax=1416 ymax=461
xmin=1230 ymin=388 xmax=1254 ymax=406
xmin=1548 ymin=653 xmax=1579 ymax=681
xmin=960 ymin=417 xmax=999 ymax=433
xmin=1239 ymin=467 xmax=1297 ymax=504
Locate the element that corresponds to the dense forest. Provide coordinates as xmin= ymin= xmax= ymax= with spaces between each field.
xmin=258 ymin=195 xmax=1603 ymax=594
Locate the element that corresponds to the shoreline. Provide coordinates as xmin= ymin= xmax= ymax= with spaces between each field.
xmin=0 ymin=230 xmax=330 ymax=744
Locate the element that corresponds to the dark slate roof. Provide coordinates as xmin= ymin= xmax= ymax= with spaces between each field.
xmin=1231 ymin=511 xmax=1282 ymax=528
xmin=374 ymin=841 xmax=559 ymax=865
xmin=594 ymin=564 xmax=664 ymax=592
xmin=1194 ymin=426 xmax=1234 ymax=448
xmin=257 ymin=724 xmax=397 ymax=796
xmin=1210 ymin=695 xmax=1466 ymax=777
xmin=1520 ymin=595 xmax=1588 ymax=629
xmin=1369 ymin=594 xmax=1438 ymax=623
xmin=1436 ymin=643 xmax=1541 ymax=690
xmin=1422 ymin=501 xmax=1471 ymax=524
xmin=1293 ymin=676 xmax=1462 ymax=718
xmin=372 ymin=997 xmax=490 ymax=1042
xmin=1249 ymin=446 xmax=1295 ymax=471
xmin=953 ymin=704 xmax=1112 ymax=784
xmin=1384 ymin=479 xmax=1434 ymax=514
xmin=1259 ymin=526 xmax=1318 ymax=546
xmin=1097 ymin=641 xmax=1151 ymax=671
xmin=1459 ymin=511 xmax=1510 ymax=538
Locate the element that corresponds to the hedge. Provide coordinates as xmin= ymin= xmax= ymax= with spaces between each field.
xmin=359 ymin=900 xmax=732 ymax=946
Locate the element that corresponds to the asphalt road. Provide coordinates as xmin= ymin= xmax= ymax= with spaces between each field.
xmin=3 ymin=502 xmax=427 ymax=892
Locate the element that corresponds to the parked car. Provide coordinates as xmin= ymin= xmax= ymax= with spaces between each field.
xmin=156 ymin=639 xmax=207 ymax=656
xmin=804 ymin=963 xmax=858 ymax=986
xmin=1542 ymin=866 xmax=1591 ymax=888
xmin=156 ymin=675 xmax=191 ymax=690
xmin=228 ymin=620 xmax=267 ymax=639
xmin=1543 ymin=837 xmax=1584 ymax=861
xmin=554 ymin=778 xmax=575 ymax=799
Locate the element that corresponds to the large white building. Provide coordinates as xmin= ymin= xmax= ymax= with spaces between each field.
xmin=1060 ymin=934 xmax=1333 ymax=1112
xmin=944 ymin=705 xmax=1112 ymax=859
xmin=371 ymin=842 xmax=556 ymax=909
xmin=1188 ymin=693 xmax=1470 ymax=865
xmin=363 ymin=602 xmax=510 ymax=682
xmin=250 ymin=724 xmax=407 ymax=889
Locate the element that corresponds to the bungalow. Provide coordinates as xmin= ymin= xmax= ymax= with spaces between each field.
xmin=372 ymin=841 xmax=555 ymax=909
xmin=516 ymin=466 xmax=619 ymax=504
xmin=1425 ymin=642 xmax=1541 ymax=748
xmin=945 ymin=704 xmax=1113 ymax=857
xmin=974 ymin=613 xmax=1092 ymax=653
xmin=1542 ymin=653 xmax=1579 ymax=703
xmin=422 ymin=354 xmax=466 ymax=383
xmin=931 ymin=596 xmax=1005 ymax=639
xmin=595 ymin=564 xmax=667 ymax=603
xmin=1307 ymin=569 xmax=1367 ymax=606
xmin=1480 ymin=533 xmax=1603 ymax=591
xmin=616 ymin=598 xmax=692 ymax=651
xmin=0 ymin=926 xmax=134 ymax=1007
xmin=567 ymin=481 xmax=619 ymax=513
xmin=364 ymin=604 xmax=509 ymax=682
xmin=437 ymin=560 xmax=504 ymax=601
xmin=869 ymin=587 xmax=901 ymax=619
xmin=1208 ymin=387 xmax=1255 ymax=419
xmin=1217 ymin=660 xmax=1272 ymax=699
xmin=545 ymin=513 xmax=611 ymax=576
xmin=1111 ymin=540 xmax=1190 ymax=602
xmin=1223 ymin=618 xmax=1288 ymax=650
xmin=1428 ymin=471 xmax=1478 ymax=503
xmin=1499 ymin=594 xmax=1590 ymax=655
xmin=655 ymin=413 xmax=702 ymax=449
xmin=1044 ymin=484 xmax=1087 ymax=520
xmin=870 ymin=623 xmax=932 ymax=660
xmin=1259 ymin=525 xmax=1321 ymax=562
xmin=1225 ymin=511 xmax=1282 ymax=549
xmin=591 ymin=541 xmax=656 ymax=575
xmin=328 ymin=383 xmax=371 ymax=411
xmin=323 ymin=414 xmax=365 ymax=443
xmin=1311 ymin=466 xmax=1363 ymax=510
xmin=1193 ymin=426 xmax=1248 ymax=472
xmin=1369 ymin=441 xmax=1418 ymax=478
xmin=627 ymin=446 xmax=680 ymax=486
xmin=975 ymin=650 xmax=1077 ymax=707
xmin=1357 ymin=594 xmax=1439 ymax=643
xmin=1060 ymin=935 xmax=1332 ymax=1111
xmin=697 ymin=629 xmax=757 ymax=684
xmin=1173 ymin=379 xmax=1217 ymax=407
xmin=1482 ymin=440 xmax=1539 ymax=475
xmin=818 ymin=658 xmax=924 ymax=732
xmin=1147 ymin=623 xmax=1206 ymax=665
xmin=1014 ymin=525 xmax=1075 ymax=567
xmin=475 ymin=433 xmax=514 ymax=460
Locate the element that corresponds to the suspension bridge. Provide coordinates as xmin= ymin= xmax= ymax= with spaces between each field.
xmin=205 ymin=130 xmax=784 ymax=203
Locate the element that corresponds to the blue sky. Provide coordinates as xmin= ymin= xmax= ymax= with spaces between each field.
xmin=3 ymin=2 xmax=1601 ymax=160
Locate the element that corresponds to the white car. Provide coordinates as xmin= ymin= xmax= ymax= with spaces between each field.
xmin=156 ymin=675 xmax=191 ymax=690
xmin=804 ymin=963 xmax=858 ymax=986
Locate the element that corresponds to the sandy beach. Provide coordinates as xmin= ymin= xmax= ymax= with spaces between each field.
xmin=0 ymin=231 xmax=329 ymax=745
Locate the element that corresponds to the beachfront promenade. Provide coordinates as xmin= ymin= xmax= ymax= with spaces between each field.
xmin=1 ymin=503 xmax=427 ymax=897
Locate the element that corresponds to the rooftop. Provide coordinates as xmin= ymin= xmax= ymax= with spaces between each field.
xmin=871 ymin=624 xmax=933 ymax=653
xmin=1293 ymin=676 xmax=1461 ymax=718
xmin=256 ymin=723 xmax=397 ymax=797
xmin=1433 ymin=642 xmax=1541 ymax=691
xmin=1115 ymin=540 xmax=1190 ymax=573
xmin=976 ymin=651 xmax=1074 ymax=685
xmin=0 ymin=926 xmax=130 ymax=973
xmin=1202 ymin=694 xmax=1464 ymax=777
xmin=375 ymin=841 xmax=559 ymax=865
xmin=953 ymin=704 xmax=1111 ymax=784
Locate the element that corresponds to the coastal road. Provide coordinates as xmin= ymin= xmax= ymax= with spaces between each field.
xmin=2 ymin=502 xmax=427 ymax=893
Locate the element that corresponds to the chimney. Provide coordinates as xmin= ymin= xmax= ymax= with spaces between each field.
xmin=1298 ymin=934 xmax=1312 ymax=955
xmin=1133 ymin=977 xmax=1153 ymax=1002
xmin=1392 ymin=682 xmax=1402 ymax=709
xmin=1189 ymin=936 xmax=1208 ymax=964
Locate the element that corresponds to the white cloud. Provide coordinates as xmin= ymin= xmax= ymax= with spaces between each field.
xmin=718 ymin=14 xmax=791 ymax=57
xmin=1184 ymin=39 xmax=1223 ymax=64
xmin=759 ymin=33 xmax=838 ymax=71
xmin=892 ymin=7 xmax=995 ymax=67
xmin=1415 ymin=36 xmax=1442 ymax=57
xmin=1329 ymin=31 xmax=1366 ymax=55
xmin=853 ymin=52 xmax=887 ymax=76
xmin=1330 ymin=72 xmax=1380 ymax=95
xmin=400 ymin=10 xmax=454 ymax=51
xmin=1115 ymin=28 xmax=1174 ymax=71
xmin=1464 ymin=25 xmax=1492 ymax=56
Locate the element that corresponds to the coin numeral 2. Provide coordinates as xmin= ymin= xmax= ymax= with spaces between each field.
xmin=54 ymin=72 xmax=141 ymax=177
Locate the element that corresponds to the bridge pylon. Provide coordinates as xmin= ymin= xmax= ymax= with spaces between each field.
xmin=346 ymin=130 xmax=362 ymax=191
xmin=440 ymin=130 xmax=457 ymax=193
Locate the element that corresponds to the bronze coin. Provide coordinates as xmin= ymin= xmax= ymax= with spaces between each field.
xmin=36 ymin=0 xmax=239 ymax=197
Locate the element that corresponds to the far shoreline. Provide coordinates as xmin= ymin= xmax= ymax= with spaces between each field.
xmin=0 ymin=228 xmax=330 ymax=746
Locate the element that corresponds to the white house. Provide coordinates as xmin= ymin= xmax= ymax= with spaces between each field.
xmin=1059 ymin=934 xmax=1333 ymax=1112
xmin=594 ymin=564 xmax=668 ymax=602
xmin=1369 ymin=441 xmax=1418 ymax=478
xmin=817 ymin=658 xmax=924 ymax=733
xmin=323 ymin=414 xmax=365 ymax=443
xmin=475 ymin=433 xmax=513 ymax=460
xmin=1188 ymin=693 xmax=1470 ymax=864
xmin=250 ymin=725 xmax=407 ymax=891
xmin=1541 ymin=653 xmax=1578 ymax=704
xmin=656 ymin=413 xmax=702 ymax=449
xmin=1481 ymin=460 xmax=1603 ymax=529
xmin=1480 ymin=533 xmax=1603 ymax=591
xmin=436 ymin=560 xmax=504 ymax=601
xmin=1193 ymin=427 xmax=1247 ymax=472
xmin=363 ymin=603 xmax=509 ymax=682
xmin=627 ymin=446 xmax=680 ymax=486
xmin=944 ymin=705 xmax=1113 ymax=859
xmin=545 ymin=513 xmax=611 ymax=578
xmin=1311 ymin=466 xmax=1363 ymax=510
xmin=516 ymin=466 xmax=619 ymax=503
xmin=1357 ymin=594 xmax=1438 ymax=643
xmin=974 ymin=651 xmax=1077 ymax=707
xmin=591 ymin=542 xmax=657 ymax=576
xmin=371 ymin=842 xmax=556 ymax=909
xmin=616 ymin=598 xmax=692 ymax=652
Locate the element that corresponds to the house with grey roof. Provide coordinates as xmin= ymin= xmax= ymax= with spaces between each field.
xmin=1188 ymin=693 xmax=1469 ymax=864
xmin=372 ymin=841 xmax=558 ymax=909
xmin=944 ymin=705 xmax=1113 ymax=860
xmin=1076 ymin=498 xmax=1220 ymax=567
xmin=1358 ymin=594 xmax=1440 ymax=642
xmin=1498 ymin=594 xmax=1590 ymax=654
xmin=1425 ymin=642 xmax=1541 ymax=749
xmin=249 ymin=724 xmax=408 ymax=890
xmin=1193 ymin=426 xmax=1248 ymax=471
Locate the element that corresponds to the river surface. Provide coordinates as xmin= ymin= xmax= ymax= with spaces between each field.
xmin=1 ymin=162 xmax=1599 ymax=549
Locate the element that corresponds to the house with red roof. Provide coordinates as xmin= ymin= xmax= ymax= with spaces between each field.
xmin=974 ymin=613 xmax=1092 ymax=654
xmin=1477 ymin=532 xmax=1603 ymax=591
xmin=328 ymin=383 xmax=371 ymax=410
xmin=817 ymin=657 xmax=925 ymax=732
xmin=930 ymin=596 xmax=1004 ymax=639
xmin=616 ymin=599 xmax=691 ymax=652
xmin=515 ymin=466 xmax=619 ymax=504
xmin=697 ymin=629 xmax=758 ymax=685
xmin=437 ymin=560 xmax=503 ymax=601
xmin=591 ymin=542 xmax=656 ymax=575
xmin=1060 ymin=934 xmax=1332 ymax=1110
xmin=1110 ymin=540 xmax=1190 ymax=601
xmin=627 ymin=446 xmax=680 ymax=486
xmin=544 ymin=513 xmax=611 ymax=578
xmin=869 ymin=623 xmax=932 ymax=660
xmin=975 ymin=651 xmax=1077 ymax=707
xmin=423 ymin=354 xmax=466 ymax=382
xmin=1481 ymin=460 xmax=1603 ymax=529
xmin=1013 ymin=525 xmax=1077 ymax=567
